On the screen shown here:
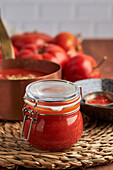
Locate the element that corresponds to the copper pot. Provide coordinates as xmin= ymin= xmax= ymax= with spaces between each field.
xmin=0 ymin=58 xmax=61 ymax=121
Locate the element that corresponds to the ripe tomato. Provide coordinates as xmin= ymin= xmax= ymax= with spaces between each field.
xmin=67 ymin=47 xmax=83 ymax=58
xmin=53 ymin=32 xmax=83 ymax=58
xmin=16 ymin=43 xmax=69 ymax=68
xmin=64 ymin=54 xmax=101 ymax=82
xmin=11 ymin=31 xmax=53 ymax=50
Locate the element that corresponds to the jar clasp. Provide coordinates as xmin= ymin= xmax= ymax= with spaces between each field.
xmin=78 ymin=86 xmax=82 ymax=98
xmin=21 ymin=114 xmax=33 ymax=141
xmin=21 ymin=100 xmax=38 ymax=141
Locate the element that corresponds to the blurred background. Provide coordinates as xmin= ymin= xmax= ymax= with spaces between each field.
xmin=1 ymin=0 xmax=113 ymax=38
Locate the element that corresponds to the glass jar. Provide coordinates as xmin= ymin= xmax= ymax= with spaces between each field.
xmin=21 ymin=79 xmax=83 ymax=151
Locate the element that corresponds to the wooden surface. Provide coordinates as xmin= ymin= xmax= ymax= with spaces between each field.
xmin=0 ymin=39 xmax=113 ymax=170
xmin=83 ymin=39 xmax=113 ymax=79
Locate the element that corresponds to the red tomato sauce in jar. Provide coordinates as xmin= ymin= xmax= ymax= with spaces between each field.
xmin=0 ymin=68 xmax=46 ymax=80
xmin=87 ymin=93 xmax=112 ymax=105
xmin=21 ymin=80 xmax=83 ymax=151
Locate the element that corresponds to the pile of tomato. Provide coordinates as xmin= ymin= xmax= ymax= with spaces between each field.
xmin=0 ymin=31 xmax=101 ymax=82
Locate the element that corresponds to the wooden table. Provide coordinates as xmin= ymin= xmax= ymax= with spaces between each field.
xmin=0 ymin=39 xmax=113 ymax=170
xmin=83 ymin=39 xmax=113 ymax=79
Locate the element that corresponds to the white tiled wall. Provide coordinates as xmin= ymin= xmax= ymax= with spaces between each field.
xmin=1 ymin=0 xmax=113 ymax=38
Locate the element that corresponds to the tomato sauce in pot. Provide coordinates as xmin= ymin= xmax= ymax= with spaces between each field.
xmin=0 ymin=68 xmax=46 ymax=80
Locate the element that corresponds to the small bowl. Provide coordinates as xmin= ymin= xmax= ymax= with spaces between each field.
xmin=74 ymin=79 xmax=113 ymax=122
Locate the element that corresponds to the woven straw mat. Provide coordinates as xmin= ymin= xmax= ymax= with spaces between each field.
xmin=0 ymin=115 xmax=113 ymax=169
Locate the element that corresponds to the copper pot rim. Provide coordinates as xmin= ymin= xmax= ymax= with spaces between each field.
xmin=0 ymin=58 xmax=61 ymax=82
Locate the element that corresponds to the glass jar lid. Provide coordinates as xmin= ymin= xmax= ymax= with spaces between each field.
xmin=25 ymin=79 xmax=80 ymax=102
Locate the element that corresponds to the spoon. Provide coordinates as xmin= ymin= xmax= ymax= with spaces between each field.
xmin=83 ymin=91 xmax=113 ymax=107
xmin=0 ymin=11 xmax=15 ymax=59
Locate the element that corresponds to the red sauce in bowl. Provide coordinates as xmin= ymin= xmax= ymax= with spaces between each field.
xmin=87 ymin=93 xmax=112 ymax=105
